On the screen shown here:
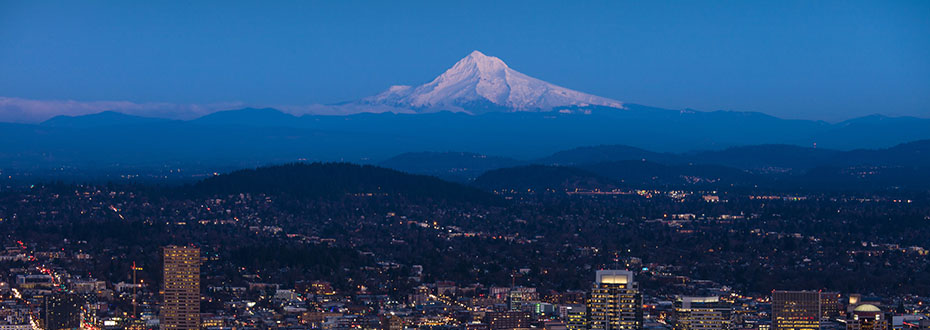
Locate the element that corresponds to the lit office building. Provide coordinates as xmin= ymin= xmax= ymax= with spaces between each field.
xmin=672 ymin=296 xmax=731 ymax=330
xmin=509 ymin=287 xmax=538 ymax=311
xmin=487 ymin=311 xmax=531 ymax=330
xmin=161 ymin=245 xmax=201 ymax=330
xmin=772 ymin=291 xmax=820 ymax=330
xmin=562 ymin=305 xmax=586 ymax=330
xmin=820 ymin=292 xmax=842 ymax=320
xmin=587 ymin=270 xmax=643 ymax=330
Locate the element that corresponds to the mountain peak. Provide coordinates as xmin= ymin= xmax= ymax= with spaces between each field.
xmin=364 ymin=51 xmax=623 ymax=114
xmin=458 ymin=50 xmax=509 ymax=71
xmin=467 ymin=50 xmax=487 ymax=57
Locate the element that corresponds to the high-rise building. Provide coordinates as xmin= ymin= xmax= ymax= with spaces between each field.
xmin=772 ymin=291 xmax=820 ymax=330
xmin=845 ymin=305 xmax=887 ymax=330
xmin=672 ymin=296 xmax=731 ymax=330
xmin=43 ymin=293 xmax=84 ymax=330
xmin=587 ymin=270 xmax=643 ymax=330
xmin=161 ymin=245 xmax=200 ymax=330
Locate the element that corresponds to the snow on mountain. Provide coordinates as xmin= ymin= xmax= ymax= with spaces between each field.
xmin=363 ymin=50 xmax=624 ymax=113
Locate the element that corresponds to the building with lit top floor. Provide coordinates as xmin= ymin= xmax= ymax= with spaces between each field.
xmin=587 ymin=270 xmax=643 ymax=330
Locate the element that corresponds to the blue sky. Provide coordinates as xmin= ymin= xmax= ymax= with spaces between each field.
xmin=1 ymin=0 xmax=928 ymax=121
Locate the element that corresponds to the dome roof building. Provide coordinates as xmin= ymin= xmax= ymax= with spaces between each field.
xmin=847 ymin=304 xmax=887 ymax=330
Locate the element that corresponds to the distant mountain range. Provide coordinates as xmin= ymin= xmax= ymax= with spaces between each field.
xmin=0 ymin=51 xmax=928 ymax=174
xmin=0 ymin=106 xmax=927 ymax=171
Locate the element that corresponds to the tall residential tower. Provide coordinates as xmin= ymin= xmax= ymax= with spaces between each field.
xmin=161 ymin=245 xmax=200 ymax=330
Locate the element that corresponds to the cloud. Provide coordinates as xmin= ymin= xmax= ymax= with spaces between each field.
xmin=0 ymin=97 xmax=247 ymax=123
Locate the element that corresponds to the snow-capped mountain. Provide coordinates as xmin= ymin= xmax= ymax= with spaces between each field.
xmin=363 ymin=51 xmax=624 ymax=113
